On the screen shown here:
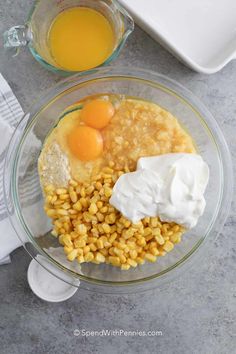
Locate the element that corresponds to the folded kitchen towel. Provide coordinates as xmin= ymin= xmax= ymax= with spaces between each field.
xmin=0 ymin=73 xmax=26 ymax=264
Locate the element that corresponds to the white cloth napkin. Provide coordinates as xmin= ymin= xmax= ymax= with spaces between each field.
xmin=0 ymin=74 xmax=53 ymax=265
xmin=0 ymin=74 xmax=26 ymax=264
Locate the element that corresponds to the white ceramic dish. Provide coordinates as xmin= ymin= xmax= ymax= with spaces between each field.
xmin=119 ymin=0 xmax=236 ymax=73
xmin=27 ymin=255 xmax=79 ymax=302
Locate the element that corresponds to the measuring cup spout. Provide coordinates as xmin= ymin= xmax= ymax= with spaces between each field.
xmin=116 ymin=1 xmax=134 ymax=48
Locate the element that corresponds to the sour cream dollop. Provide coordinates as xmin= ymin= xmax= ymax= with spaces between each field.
xmin=110 ymin=153 xmax=209 ymax=229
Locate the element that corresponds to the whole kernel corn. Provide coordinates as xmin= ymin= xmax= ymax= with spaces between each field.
xmin=121 ymin=264 xmax=130 ymax=270
xmin=89 ymin=202 xmax=98 ymax=215
xmin=45 ymin=195 xmax=52 ymax=204
xmin=69 ymin=190 xmax=78 ymax=203
xmin=62 ymin=202 xmax=71 ymax=210
xmin=96 ymin=239 xmax=104 ymax=249
xmin=119 ymin=254 xmax=127 ymax=264
xmin=74 ymin=239 xmax=86 ymax=248
xmin=155 ymin=234 xmax=165 ymax=245
xmin=77 ymin=255 xmax=85 ymax=263
xmin=109 ymin=256 xmax=120 ymax=266
xmin=127 ymin=259 xmax=137 ymax=267
xmin=57 ymin=209 xmax=68 ymax=216
xmin=90 ymin=244 xmax=97 ymax=252
xmin=69 ymin=180 xmax=78 ymax=187
xmin=97 ymin=201 xmax=103 ymax=209
xmin=43 ymin=165 xmax=185 ymax=269
xmin=59 ymin=193 xmax=69 ymax=200
xmin=64 ymin=246 xmax=74 ymax=254
xmin=109 ymin=232 xmax=117 ymax=243
xmin=163 ymin=240 xmax=174 ymax=252
xmin=44 ymin=184 xmax=55 ymax=193
xmin=145 ymin=253 xmax=157 ymax=263
xmin=56 ymin=188 xmax=67 ymax=195
xmin=95 ymin=252 xmax=105 ymax=263
xmin=67 ymin=249 xmax=78 ymax=261
xmin=100 ymin=248 xmax=108 ymax=257
xmin=170 ymin=232 xmax=182 ymax=244
xmin=102 ymin=223 xmax=111 ymax=233
xmin=83 ymin=245 xmax=90 ymax=254
xmin=129 ymin=250 xmax=138 ymax=260
xmin=150 ymin=247 xmax=159 ymax=256
xmin=86 ymin=186 xmax=95 ymax=195
xmin=51 ymin=229 xmax=58 ymax=237
xmin=84 ymin=252 xmax=94 ymax=262
xmin=76 ymin=224 xmax=87 ymax=235
xmin=136 ymin=257 xmax=145 ymax=265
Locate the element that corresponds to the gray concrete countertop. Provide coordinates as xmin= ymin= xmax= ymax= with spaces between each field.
xmin=0 ymin=1 xmax=235 ymax=353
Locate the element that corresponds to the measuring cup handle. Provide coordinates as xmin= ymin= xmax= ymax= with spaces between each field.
xmin=3 ymin=25 xmax=31 ymax=55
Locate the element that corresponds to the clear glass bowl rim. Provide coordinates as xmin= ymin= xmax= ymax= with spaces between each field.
xmin=3 ymin=66 xmax=233 ymax=290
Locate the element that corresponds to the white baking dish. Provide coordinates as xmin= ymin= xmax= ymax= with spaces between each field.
xmin=119 ymin=0 xmax=236 ymax=73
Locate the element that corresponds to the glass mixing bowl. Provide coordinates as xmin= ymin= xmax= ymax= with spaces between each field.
xmin=4 ymin=67 xmax=233 ymax=293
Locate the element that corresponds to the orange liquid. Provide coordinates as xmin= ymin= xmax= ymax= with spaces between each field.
xmin=48 ymin=7 xmax=115 ymax=71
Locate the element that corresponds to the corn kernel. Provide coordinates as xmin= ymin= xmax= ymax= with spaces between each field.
xmin=69 ymin=180 xmax=78 ymax=187
xmin=46 ymin=209 xmax=57 ymax=218
xmin=159 ymin=250 xmax=166 ymax=256
xmin=170 ymin=232 xmax=182 ymax=244
xmin=96 ymin=239 xmax=104 ymax=249
xmin=143 ymin=227 xmax=152 ymax=236
xmin=109 ymin=256 xmax=120 ymax=266
xmin=137 ymin=237 xmax=146 ymax=246
xmin=59 ymin=193 xmax=69 ymax=200
xmin=44 ymin=184 xmax=55 ymax=193
xmin=74 ymin=239 xmax=86 ymax=248
xmin=45 ymin=195 xmax=52 ymax=204
xmin=69 ymin=209 xmax=78 ymax=215
xmin=121 ymin=264 xmax=130 ymax=270
xmin=51 ymin=229 xmax=58 ymax=237
xmin=104 ymin=186 xmax=112 ymax=198
xmin=67 ymin=249 xmax=78 ymax=261
xmin=84 ymin=252 xmax=94 ymax=262
xmin=100 ymin=248 xmax=108 ymax=257
xmin=76 ymin=224 xmax=87 ymax=235
xmin=80 ymin=198 xmax=88 ymax=208
xmin=100 ymin=206 xmax=108 ymax=214
xmin=155 ymin=234 xmax=165 ymax=245
xmin=89 ymin=202 xmax=98 ymax=215
xmin=77 ymin=255 xmax=85 ymax=263
xmin=62 ymin=202 xmax=71 ymax=210
xmin=83 ymin=245 xmax=90 ymax=254
xmin=95 ymin=252 xmax=105 ymax=263
xmin=56 ymin=188 xmax=67 ymax=195
xmin=64 ymin=246 xmax=74 ymax=254
xmin=86 ymin=186 xmax=95 ymax=195
xmin=102 ymin=223 xmax=111 ymax=233
xmin=129 ymin=250 xmax=138 ymax=259
xmin=62 ymin=234 xmax=73 ymax=247
xmin=163 ymin=241 xmax=174 ymax=252
xmin=145 ymin=253 xmax=157 ymax=262
xmin=90 ymin=244 xmax=97 ymax=252
xmin=69 ymin=190 xmax=78 ymax=203
xmin=127 ymin=259 xmax=137 ymax=267
xmin=57 ymin=209 xmax=68 ymax=216
xmin=136 ymin=257 xmax=145 ymax=265
xmin=96 ymin=201 xmax=103 ymax=209
xmin=150 ymin=247 xmax=159 ymax=256
xmin=109 ymin=232 xmax=117 ymax=243
xmin=150 ymin=217 xmax=158 ymax=228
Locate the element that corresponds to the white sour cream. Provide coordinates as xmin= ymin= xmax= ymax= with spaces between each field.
xmin=110 ymin=153 xmax=209 ymax=229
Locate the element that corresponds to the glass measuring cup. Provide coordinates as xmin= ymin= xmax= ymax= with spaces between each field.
xmin=3 ymin=0 xmax=134 ymax=75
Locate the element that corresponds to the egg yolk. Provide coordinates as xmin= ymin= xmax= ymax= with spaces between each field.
xmin=68 ymin=126 xmax=103 ymax=161
xmin=81 ymin=99 xmax=115 ymax=129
